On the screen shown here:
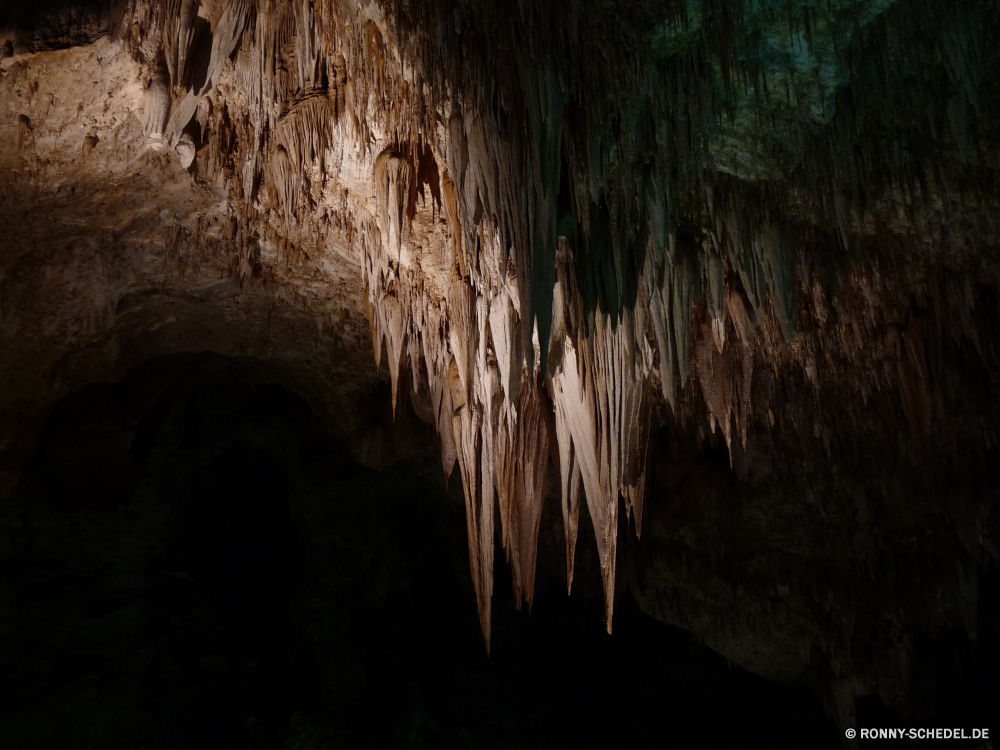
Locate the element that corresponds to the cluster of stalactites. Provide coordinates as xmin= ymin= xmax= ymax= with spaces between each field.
xmin=358 ymin=113 xmax=807 ymax=645
xmin=121 ymin=0 xmax=807 ymax=648
xmin=364 ymin=149 xmax=546 ymax=646
xmin=549 ymin=240 xmax=653 ymax=629
xmin=363 ymin=143 xmax=666 ymax=641
xmin=120 ymin=0 xmax=997 ymax=647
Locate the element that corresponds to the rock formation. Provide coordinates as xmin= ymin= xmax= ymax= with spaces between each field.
xmin=1 ymin=0 xmax=998 ymax=738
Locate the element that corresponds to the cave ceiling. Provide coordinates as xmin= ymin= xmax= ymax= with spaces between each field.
xmin=1 ymin=0 xmax=998 ymax=733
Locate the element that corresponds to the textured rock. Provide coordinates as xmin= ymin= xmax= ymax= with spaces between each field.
xmin=1 ymin=0 xmax=998 ymax=731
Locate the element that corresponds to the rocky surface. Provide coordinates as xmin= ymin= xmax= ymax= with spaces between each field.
xmin=1 ymin=0 xmax=998 ymax=742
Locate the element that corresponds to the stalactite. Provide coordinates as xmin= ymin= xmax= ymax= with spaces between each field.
xmin=174 ymin=0 xmax=200 ymax=89
xmin=16 ymin=114 xmax=31 ymax=151
xmin=144 ymin=66 xmax=170 ymax=147
xmin=548 ymin=241 xmax=652 ymax=631
xmin=759 ymin=222 xmax=799 ymax=343
xmin=374 ymin=149 xmax=415 ymax=265
xmin=176 ymin=130 xmax=197 ymax=168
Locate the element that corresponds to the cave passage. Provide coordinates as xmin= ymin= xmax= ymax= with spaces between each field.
xmin=0 ymin=353 xmax=843 ymax=749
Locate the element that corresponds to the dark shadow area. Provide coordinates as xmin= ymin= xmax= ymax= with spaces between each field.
xmin=851 ymin=578 xmax=1000 ymax=748
xmin=0 ymin=0 xmax=108 ymax=53
xmin=2 ymin=352 xmax=842 ymax=749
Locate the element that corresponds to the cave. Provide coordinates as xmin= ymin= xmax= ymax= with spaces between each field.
xmin=1 ymin=0 xmax=998 ymax=748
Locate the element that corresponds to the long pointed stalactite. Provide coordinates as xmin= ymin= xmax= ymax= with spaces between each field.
xmin=11 ymin=0 xmax=997 ymax=665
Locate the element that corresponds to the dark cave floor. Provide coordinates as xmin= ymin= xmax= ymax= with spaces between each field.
xmin=0 ymin=352 xmax=987 ymax=749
